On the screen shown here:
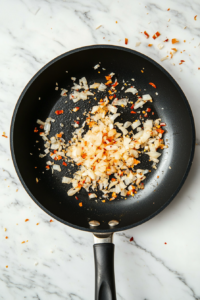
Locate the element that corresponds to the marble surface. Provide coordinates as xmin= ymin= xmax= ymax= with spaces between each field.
xmin=0 ymin=0 xmax=200 ymax=299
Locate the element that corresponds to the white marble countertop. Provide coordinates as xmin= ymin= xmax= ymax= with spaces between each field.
xmin=0 ymin=0 xmax=200 ymax=299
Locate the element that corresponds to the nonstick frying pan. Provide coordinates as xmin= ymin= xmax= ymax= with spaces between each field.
xmin=10 ymin=45 xmax=195 ymax=300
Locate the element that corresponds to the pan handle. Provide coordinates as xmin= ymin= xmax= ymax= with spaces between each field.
xmin=93 ymin=234 xmax=116 ymax=300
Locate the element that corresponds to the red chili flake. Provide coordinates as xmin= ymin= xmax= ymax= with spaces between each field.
xmin=21 ymin=241 xmax=25 ymax=244
xmin=73 ymin=107 xmax=80 ymax=112
xmin=6 ymin=266 xmax=8 ymax=268
xmin=62 ymin=161 xmax=67 ymax=166
xmin=164 ymin=38 xmax=169 ymax=42
xmin=198 ymin=68 xmax=200 ymax=70
xmin=25 ymin=219 xmax=29 ymax=222
xmin=75 ymin=196 xmax=78 ymax=200
xmin=172 ymin=38 xmax=179 ymax=44
xmin=56 ymin=133 xmax=63 ymax=138
xmin=144 ymin=113 xmax=148 ymax=118
xmin=160 ymin=122 xmax=166 ymax=126
xmin=152 ymin=112 xmax=155 ymax=115
xmin=39 ymin=132 xmax=44 ymax=135
xmin=130 ymin=237 xmax=134 ymax=242
xmin=55 ymin=110 xmax=64 ymax=115
xmin=157 ymin=176 xmax=159 ymax=178
xmin=125 ymin=38 xmax=128 ymax=45
xmin=5 ymin=236 xmax=8 ymax=239
xmin=164 ymin=242 xmax=167 ymax=244
xmin=149 ymin=82 xmax=157 ymax=88
xmin=131 ymin=111 xmax=136 ymax=114
xmin=50 ymin=219 xmax=54 ymax=222
xmin=36 ymin=223 xmax=39 ymax=225
xmin=167 ymin=8 xmax=170 ymax=11
xmin=144 ymin=31 xmax=150 ymax=38
xmin=148 ymin=44 xmax=153 ymax=47
xmin=112 ymin=81 xmax=118 ymax=88
xmin=152 ymin=31 xmax=161 ymax=39
xmin=194 ymin=15 xmax=197 ymax=21
xmin=179 ymin=60 xmax=185 ymax=65
xmin=2 ymin=134 xmax=8 ymax=138
xmin=46 ymin=165 xmax=50 ymax=169
xmin=39 ymin=125 xmax=44 ymax=129
xmin=146 ymin=108 xmax=151 ymax=112
xmin=34 ymin=127 xmax=38 ymax=133
xmin=79 ymin=202 xmax=83 ymax=207
xmin=130 ymin=104 xmax=134 ymax=109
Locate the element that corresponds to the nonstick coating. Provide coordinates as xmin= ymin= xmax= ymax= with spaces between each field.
xmin=10 ymin=45 xmax=195 ymax=233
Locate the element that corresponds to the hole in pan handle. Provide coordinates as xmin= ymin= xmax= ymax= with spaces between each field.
xmin=93 ymin=233 xmax=116 ymax=300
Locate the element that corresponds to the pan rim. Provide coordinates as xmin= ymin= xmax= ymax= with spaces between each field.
xmin=10 ymin=44 xmax=196 ymax=233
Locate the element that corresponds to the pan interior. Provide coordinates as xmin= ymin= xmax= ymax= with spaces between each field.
xmin=11 ymin=46 xmax=195 ymax=232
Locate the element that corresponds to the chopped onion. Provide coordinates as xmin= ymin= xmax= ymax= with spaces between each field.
xmin=52 ymin=164 xmax=61 ymax=172
xmin=98 ymin=83 xmax=107 ymax=91
xmin=90 ymin=83 xmax=100 ymax=89
xmin=62 ymin=177 xmax=72 ymax=184
xmin=89 ymin=193 xmax=97 ymax=199
xmin=125 ymin=87 xmax=138 ymax=95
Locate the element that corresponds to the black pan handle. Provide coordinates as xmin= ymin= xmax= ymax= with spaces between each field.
xmin=93 ymin=243 xmax=116 ymax=300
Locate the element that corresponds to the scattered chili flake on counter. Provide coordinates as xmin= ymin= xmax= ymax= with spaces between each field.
xmin=25 ymin=219 xmax=29 ymax=222
xmin=194 ymin=15 xmax=197 ymax=20
xmin=2 ymin=132 xmax=8 ymax=138
xmin=179 ymin=60 xmax=185 ymax=65
xmin=125 ymin=38 xmax=128 ymax=45
xmin=144 ymin=31 xmax=150 ymax=38
xmin=5 ymin=236 xmax=8 ymax=239
xmin=55 ymin=110 xmax=64 ymax=115
xmin=149 ymin=82 xmax=157 ymax=88
xmin=167 ymin=8 xmax=170 ymax=11
xmin=152 ymin=31 xmax=161 ymax=39
xmin=50 ymin=219 xmax=54 ymax=222
xmin=157 ymin=176 xmax=159 ymax=179
xmin=164 ymin=38 xmax=169 ymax=42
xmin=6 ymin=266 xmax=8 ymax=268
xmin=172 ymin=38 xmax=179 ymax=44
xmin=62 ymin=161 xmax=67 ymax=166
xmin=79 ymin=202 xmax=83 ymax=207
xmin=36 ymin=223 xmax=39 ymax=225
xmin=21 ymin=241 xmax=25 ymax=244
xmin=130 ymin=237 xmax=134 ymax=242
xmin=164 ymin=242 xmax=167 ymax=244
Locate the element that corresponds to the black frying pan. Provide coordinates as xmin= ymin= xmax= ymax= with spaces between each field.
xmin=10 ymin=45 xmax=195 ymax=300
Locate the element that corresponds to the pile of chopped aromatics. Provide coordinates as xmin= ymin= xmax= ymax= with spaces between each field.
xmin=36 ymin=73 xmax=167 ymax=201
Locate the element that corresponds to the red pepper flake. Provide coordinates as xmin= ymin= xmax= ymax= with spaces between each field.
xmin=25 ymin=219 xmax=29 ymax=222
xmin=152 ymin=112 xmax=155 ymax=115
xmin=131 ymin=111 xmax=136 ymax=114
xmin=194 ymin=15 xmax=197 ymax=21
xmin=130 ymin=104 xmax=134 ymax=109
xmin=125 ymin=38 xmax=128 ymax=45
xmin=36 ymin=223 xmax=39 ymax=225
xmin=74 ymin=120 xmax=80 ymax=124
xmin=55 ymin=110 xmax=64 ymax=115
xmin=149 ymin=82 xmax=157 ymax=88
xmin=148 ymin=44 xmax=153 ymax=47
xmin=144 ymin=31 xmax=150 ymax=38
xmin=79 ymin=202 xmax=83 ymax=207
xmin=34 ymin=127 xmax=38 ymax=133
xmin=56 ymin=133 xmax=63 ymax=138
xmin=157 ymin=176 xmax=159 ymax=179
xmin=164 ymin=242 xmax=167 ymax=244
xmin=46 ymin=165 xmax=50 ymax=169
xmin=73 ymin=107 xmax=80 ymax=112
xmin=152 ymin=31 xmax=161 ymax=39
xmin=62 ymin=161 xmax=67 ymax=166
xmin=172 ymin=38 xmax=179 ymax=44
xmin=160 ymin=122 xmax=166 ymax=126
xmin=130 ymin=237 xmax=134 ymax=242
xmin=75 ymin=196 xmax=78 ymax=200
xmin=2 ymin=134 xmax=8 ymax=138
xmin=112 ymin=81 xmax=118 ymax=88
xmin=6 ymin=266 xmax=8 ymax=268
xmin=167 ymin=8 xmax=170 ymax=11
xmin=179 ymin=60 xmax=185 ymax=65
xmin=198 ymin=68 xmax=200 ymax=70
xmin=5 ymin=236 xmax=8 ymax=239
xmin=39 ymin=125 xmax=44 ymax=129
xmin=146 ymin=108 xmax=151 ymax=112
xmin=164 ymin=38 xmax=169 ymax=42
xmin=156 ymin=128 xmax=165 ymax=134
xmin=144 ymin=113 xmax=148 ymax=117
xmin=50 ymin=219 xmax=54 ymax=222
xmin=21 ymin=241 xmax=25 ymax=244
